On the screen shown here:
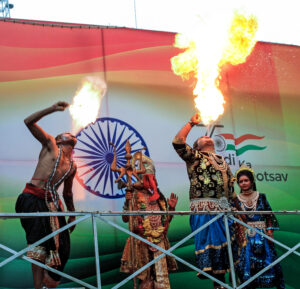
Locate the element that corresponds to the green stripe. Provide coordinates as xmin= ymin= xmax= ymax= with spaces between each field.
xmin=226 ymin=144 xmax=267 ymax=156
xmin=237 ymin=145 xmax=267 ymax=156
xmin=226 ymin=144 xmax=236 ymax=151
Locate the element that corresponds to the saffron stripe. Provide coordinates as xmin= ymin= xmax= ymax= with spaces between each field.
xmin=235 ymin=134 xmax=265 ymax=145
xmin=220 ymin=133 xmax=264 ymax=145
xmin=220 ymin=133 xmax=235 ymax=140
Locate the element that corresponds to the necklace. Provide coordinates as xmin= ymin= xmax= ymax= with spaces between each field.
xmin=207 ymin=153 xmax=227 ymax=171
xmin=45 ymin=146 xmax=73 ymax=209
xmin=145 ymin=194 xmax=161 ymax=229
xmin=238 ymin=191 xmax=259 ymax=211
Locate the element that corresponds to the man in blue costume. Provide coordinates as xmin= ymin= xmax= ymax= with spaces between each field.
xmin=172 ymin=113 xmax=240 ymax=289
xmin=15 ymin=102 xmax=77 ymax=289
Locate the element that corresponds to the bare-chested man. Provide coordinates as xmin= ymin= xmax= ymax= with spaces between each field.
xmin=15 ymin=101 xmax=77 ymax=289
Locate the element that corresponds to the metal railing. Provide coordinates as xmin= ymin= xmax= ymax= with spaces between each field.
xmin=0 ymin=0 xmax=13 ymax=18
xmin=0 ymin=210 xmax=299 ymax=289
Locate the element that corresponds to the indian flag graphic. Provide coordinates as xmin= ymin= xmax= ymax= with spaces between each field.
xmin=218 ymin=133 xmax=267 ymax=156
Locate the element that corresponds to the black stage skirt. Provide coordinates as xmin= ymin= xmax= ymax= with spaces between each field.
xmin=16 ymin=186 xmax=70 ymax=281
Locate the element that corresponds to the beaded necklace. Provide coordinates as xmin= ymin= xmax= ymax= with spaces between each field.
xmin=45 ymin=145 xmax=73 ymax=209
xmin=238 ymin=191 xmax=259 ymax=218
xmin=208 ymin=152 xmax=227 ymax=171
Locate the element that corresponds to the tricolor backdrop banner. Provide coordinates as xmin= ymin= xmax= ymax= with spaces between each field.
xmin=0 ymin=19 xmax=299 ymax=288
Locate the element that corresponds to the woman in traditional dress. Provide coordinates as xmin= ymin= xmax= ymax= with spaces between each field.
xmin=236 ymin=166 xmax=285 ymax=289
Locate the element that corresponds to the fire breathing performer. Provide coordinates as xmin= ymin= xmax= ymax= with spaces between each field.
xmin=111 ymin=143 xmax=178 ymax=289
xmin=172 ymin=113 xmax=244 ymax=289
xmin=15 ymin=101 xmax=77 ymax=289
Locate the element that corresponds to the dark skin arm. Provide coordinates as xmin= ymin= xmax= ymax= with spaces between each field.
xmin=123 ymin=192 xmax=179 ymax=233
xmin=163 ymin=193 xmax=178 ymax=234
xmin=231 ymin=196 xmax=247 ymax=222
xmin=63 ymin=165 xmax=77 ymax=233
xmin=266 ymin=217 xmax=274 ymax=239
xmin=24 ymin=101 xmax=69 ymax=147
xmin=166 ymin=193 xmax=178 ymax=223
xmin=266 ymin=230 xmax=274 ymax=239
xmin=173 ymin=113 xmax=201 ymax=144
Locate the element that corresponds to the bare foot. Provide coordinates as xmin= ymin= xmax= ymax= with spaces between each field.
xmin=43 ymin=271 xmax=60 ymax=288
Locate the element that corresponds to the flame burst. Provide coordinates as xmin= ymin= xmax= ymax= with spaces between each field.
xmin=69 ymin=77 xmax=107 ymax=131
xmin=171 ymin=11 xmax=258 ymax=125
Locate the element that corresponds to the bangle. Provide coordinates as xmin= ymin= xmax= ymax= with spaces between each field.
xmin=188 ymin=121 xmax=195 ymax=127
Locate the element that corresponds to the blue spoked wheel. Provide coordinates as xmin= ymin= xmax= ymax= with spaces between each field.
xmin=74 ymin=117 xmax=150 ymax=199
xmin=214 ymin=135 xmax=226 ymax=152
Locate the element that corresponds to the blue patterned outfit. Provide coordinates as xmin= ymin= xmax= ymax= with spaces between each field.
xmin=190 ymin=208 xmax=240 ymax=274
xmin=236 ymin=193 xmax=285 ymax=289
xmin=173 ymin=142 xmax=241 ymax=275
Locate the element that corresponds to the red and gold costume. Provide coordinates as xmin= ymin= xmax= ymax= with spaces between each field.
xmin=121 ymin=188 xmax=177 ymax=289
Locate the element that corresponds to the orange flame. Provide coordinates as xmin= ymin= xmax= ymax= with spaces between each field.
xmin=171 ymin=11 xmax=258 ymax=125
xmin=221 ymin=12 xmax=258 ymax=66
xmin=69 ymin=77 xmax=106 ymax=132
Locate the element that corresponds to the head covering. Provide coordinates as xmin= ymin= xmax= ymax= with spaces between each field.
xmin=235 ymin=164 xmax=255 ymax=180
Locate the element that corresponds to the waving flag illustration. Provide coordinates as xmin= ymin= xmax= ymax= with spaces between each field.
xmin=219 ymin=133 xmax=266 ymax=156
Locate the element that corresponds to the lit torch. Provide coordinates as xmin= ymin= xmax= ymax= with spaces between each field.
xmin=171 ymin=11 xmax=258 ymax=126
xmin=69 ymin=77 xmax=107 ymax=132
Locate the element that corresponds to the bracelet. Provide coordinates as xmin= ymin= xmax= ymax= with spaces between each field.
xmin=188 ymin=121 xmax=195 ymax=127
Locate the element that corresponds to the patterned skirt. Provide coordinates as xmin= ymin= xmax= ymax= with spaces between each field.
xmin=190 ymin=213 xmax=239 ymax=275
xmin=236 ymin=227 xmax=285 ymax=289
